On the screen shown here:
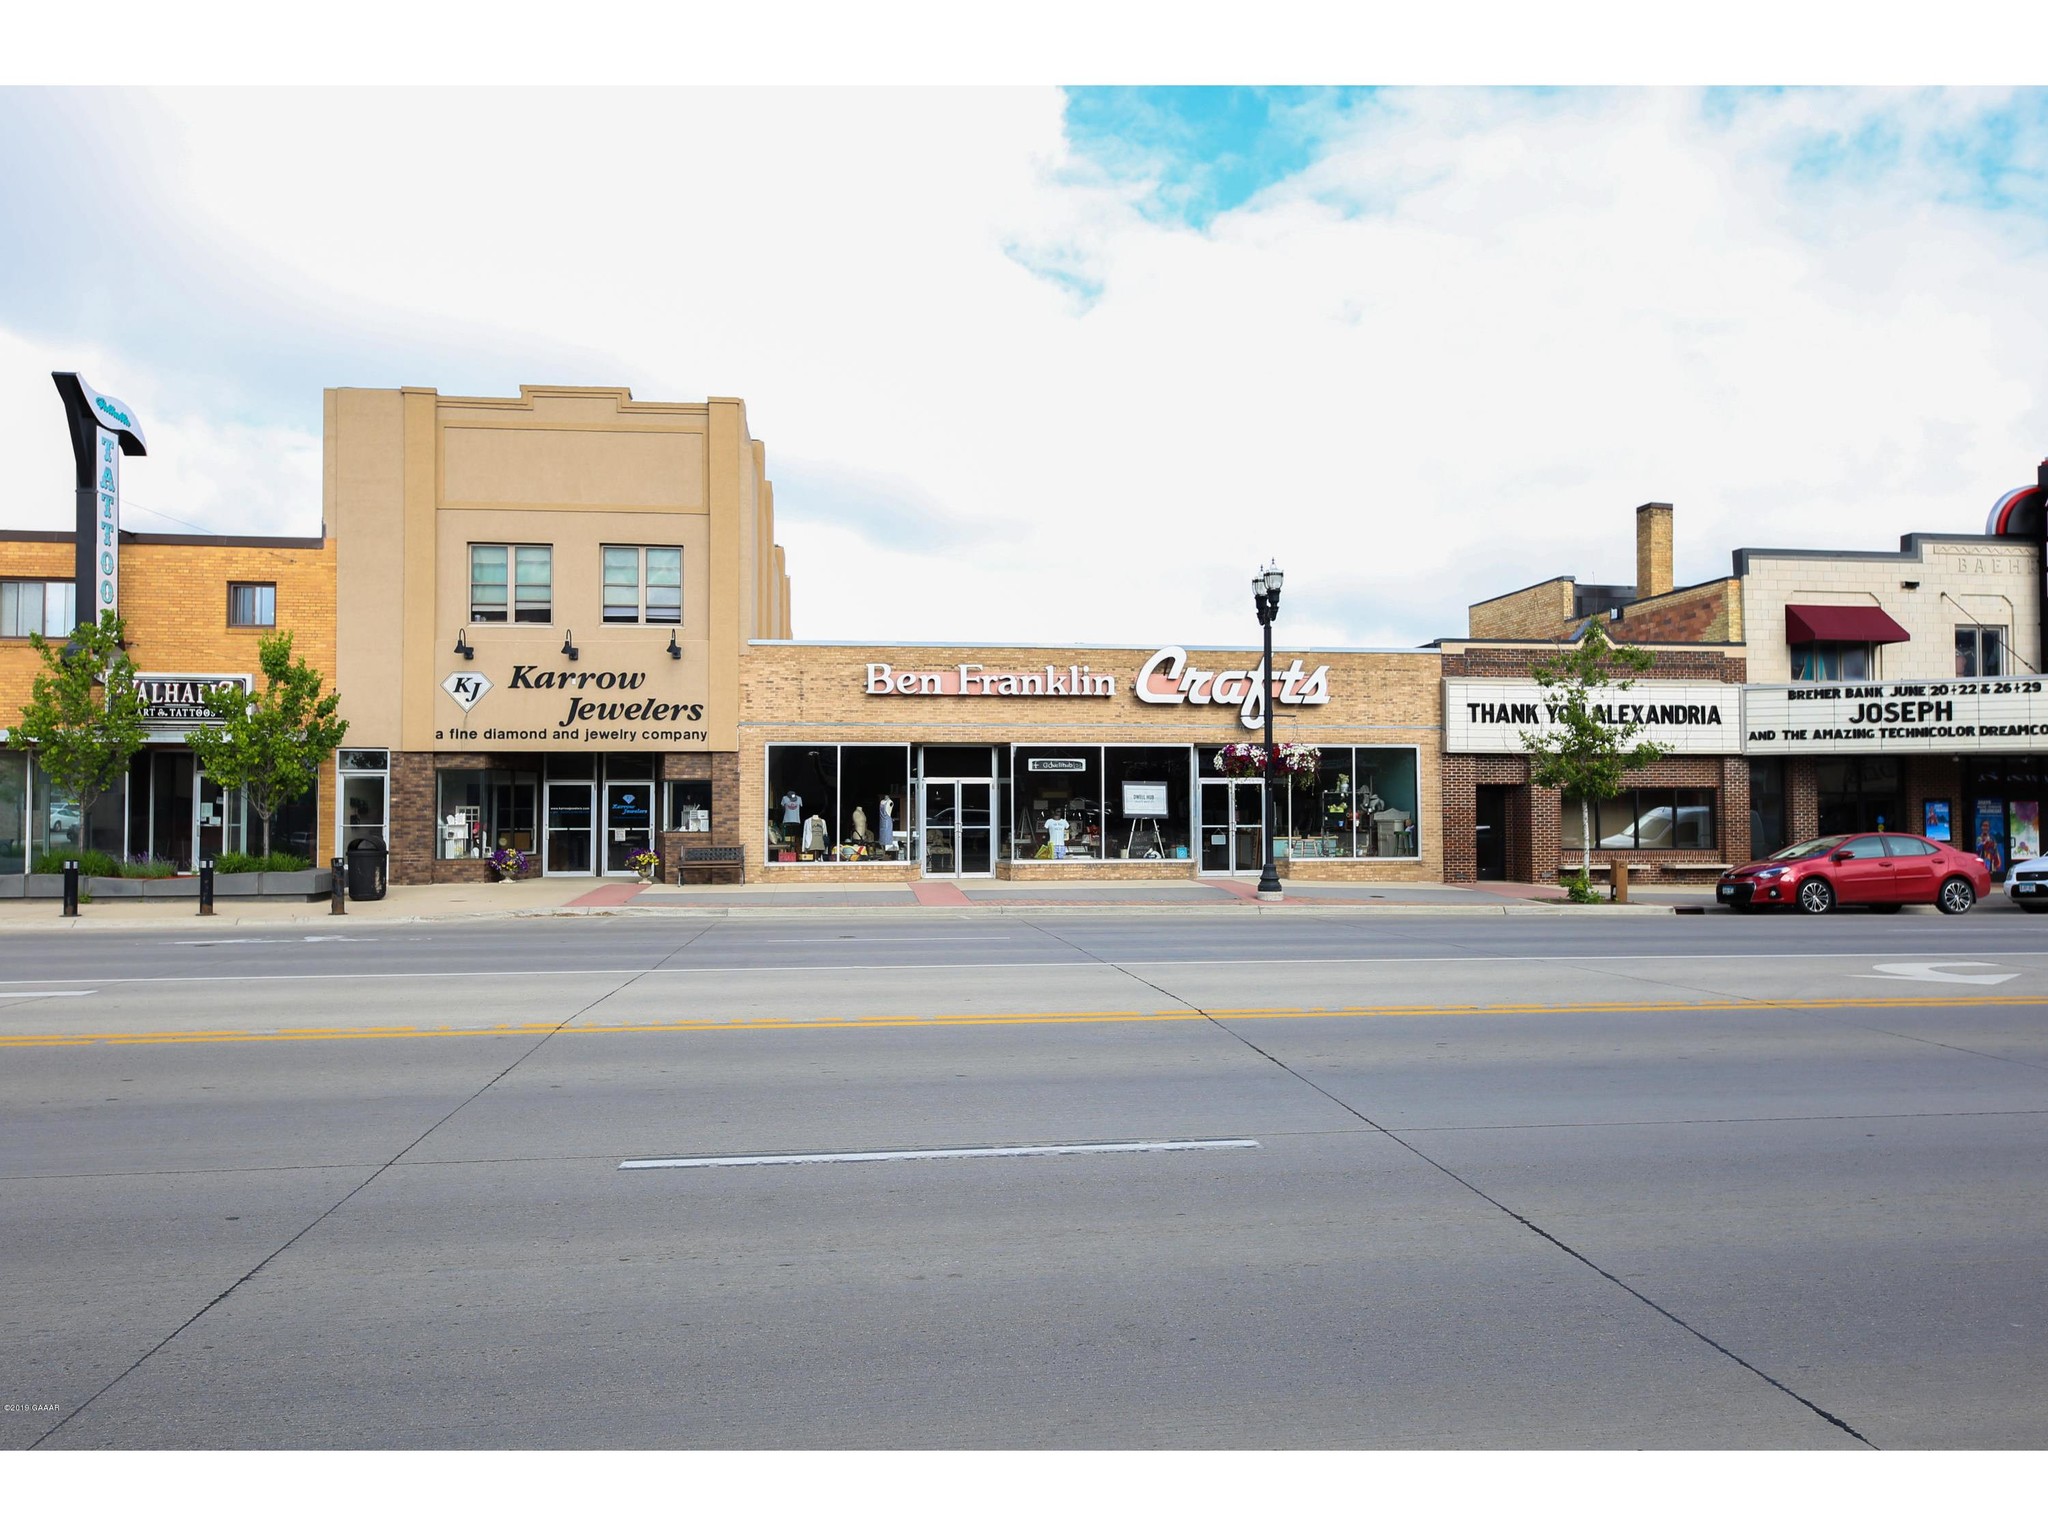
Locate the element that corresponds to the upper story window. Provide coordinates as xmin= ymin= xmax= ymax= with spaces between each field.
xmin=1791 ymin=641 xmax=1871 ymax=682
xmin=1 ymin=579 xmax=75 ymax=639
xmin=1955 ymin=625 xmax=2006 ymax=678
xmin=228 ymin=582 xmax=276 ymax=628
xmin=471 ymin=545 xmax=552 ymax=624
xmin=602 ymin=545 xmax=682 ymax=624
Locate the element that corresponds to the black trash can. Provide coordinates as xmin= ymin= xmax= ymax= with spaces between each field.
xmin=347 ymin=836 xmax=388 ymax=901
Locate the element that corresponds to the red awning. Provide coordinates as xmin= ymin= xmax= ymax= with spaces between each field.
xmin=1785 ymin=604 xmax=1911 ymax=645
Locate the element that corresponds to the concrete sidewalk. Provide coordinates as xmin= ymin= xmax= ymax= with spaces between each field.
xmin=0 ymin=873 xmax=1715 ymax=930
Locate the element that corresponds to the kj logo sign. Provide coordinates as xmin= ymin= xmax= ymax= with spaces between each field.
xmin=443 ymin=671 xmax=492 ymax=711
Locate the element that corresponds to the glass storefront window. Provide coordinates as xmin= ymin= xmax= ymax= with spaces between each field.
xmin=1750 ymin=760 xmax=1785 ymax=858
xmin=1352 ymin=748 xmax=1419 ymax=858
xmin=1564 ymin=789 xmax=1716 ymax=850
xmin=1104 ymin=746 xmax=1190 ymax=861
xmin=841 ymin=746 xmax=910 ymax=860
xmin=1013 ymin=747 xmax=1102 ymax=861
xmin=762 ymin=744 xmax=910 ymax=864
xmin=664 ymin=779 xmax=712 ymax=832
xmin=1285 ymin=748 xmax=1353 ymax=859
xmin=436 ymin=769 xmax=539 ymax=859
xmin=0 ymin=751 xmax=26 ymax=874
xmin=768 ymin=745 xmax=838 ymax=861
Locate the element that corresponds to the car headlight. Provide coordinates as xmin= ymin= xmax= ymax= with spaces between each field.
xmin=1753 ymin=866 xmax=1788 ymax=880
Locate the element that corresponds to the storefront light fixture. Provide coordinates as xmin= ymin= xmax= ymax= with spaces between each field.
xmin=561 ymin=629 xmax=579 ymax=661
xmin=453 ymin=627 xmax=474 ymax=660
xmin=667 ymin=628 xmax=682 ymax=659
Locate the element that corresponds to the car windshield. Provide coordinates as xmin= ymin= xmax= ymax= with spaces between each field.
xmin=1768 ymin=838 xmax=1846 ymax=861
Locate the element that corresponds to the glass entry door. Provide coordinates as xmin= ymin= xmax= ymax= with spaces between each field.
xmin=1198 ymin=780 xmax=1266 ymax=875
xmin=922 ymin=779 xmax=994 ymax=877
xmin=604 ymin=781 xmax=654 ymax=876
xmin=544 ymin=782 xmax=596 ymax=875
xmin=195 ymin=766 xmax=240 ymax=865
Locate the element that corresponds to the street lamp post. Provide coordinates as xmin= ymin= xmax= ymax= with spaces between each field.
xmin=1253 ymin=560 xmax=1285 ymax=899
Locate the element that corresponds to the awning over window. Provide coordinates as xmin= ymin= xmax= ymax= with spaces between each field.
xmin=1785 ymin=604 xmax=1911 ymax=645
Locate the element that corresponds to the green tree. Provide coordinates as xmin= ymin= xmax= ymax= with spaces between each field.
xmin=188 ymin=631 xmax=348 ymax=858
xmin=5 ymin=610 xmax=146 ymax=852
xmin=1520 ymin=618 xmax=1664 ymax=888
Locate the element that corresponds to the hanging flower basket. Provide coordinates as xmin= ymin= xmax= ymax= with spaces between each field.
xmin=1212 ymin=742 xmax=1322 ymax=785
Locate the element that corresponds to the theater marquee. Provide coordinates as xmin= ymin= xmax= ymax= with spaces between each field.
xmin=1744 ymin=678 xmax=2048 ymax=753
xmin=1445 ymin=680 xmax=1743 ymax=755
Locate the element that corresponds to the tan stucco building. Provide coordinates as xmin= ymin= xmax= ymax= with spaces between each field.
xmin=326 ymin=384 xmax=791 ymax=884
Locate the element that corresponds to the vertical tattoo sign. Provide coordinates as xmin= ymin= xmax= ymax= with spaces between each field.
xmin=52 ymin=373 xmax=147 ymax=626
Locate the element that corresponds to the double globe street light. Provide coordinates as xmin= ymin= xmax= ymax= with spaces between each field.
xmin=1252 ymin=559 xmax=1285 ymax=899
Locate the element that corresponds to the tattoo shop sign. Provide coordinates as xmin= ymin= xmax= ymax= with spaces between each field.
xmin=134 ymin=673 xmax=251 ymax=740
xmin=1444 ymin=680 xmax=1743 ymax=754
xmin=1744 ymin=677 xmax=2048 ymax=754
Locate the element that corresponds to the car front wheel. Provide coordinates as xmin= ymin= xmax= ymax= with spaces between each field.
xmin=1938 ymin=877 xmax=1977 ymax=915
xmin=1797 ymin=878 xmax=1836 ymax=915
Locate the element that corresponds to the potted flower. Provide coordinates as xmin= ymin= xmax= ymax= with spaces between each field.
xmin=485 ymin=846 xmax=529 ymax=881
xmin=627 ymin=848 xmax=660 ymax=883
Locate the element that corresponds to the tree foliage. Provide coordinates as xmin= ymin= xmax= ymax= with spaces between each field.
xmin=1520 ymin=619 xmax=1664 ymax=884
xmin=188 ymin=631 xmax=348 ymax=857
xmin=5 ymin=610 xmax=146 ymax=846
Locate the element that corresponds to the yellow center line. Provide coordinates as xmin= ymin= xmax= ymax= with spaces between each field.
xmin=1 ymin=993 xmax=2044 ymax=1048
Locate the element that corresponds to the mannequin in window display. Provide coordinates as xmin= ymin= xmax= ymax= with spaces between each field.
xmin=878 ymin=794 xmax=895 ymax=849
xmin=851 ymin=805 xmax=871 ymax=845
xmin=1044 ymin=812 xmax=1070 ymax=858
xmin=803 ymin=813 xmax=829 ymax=854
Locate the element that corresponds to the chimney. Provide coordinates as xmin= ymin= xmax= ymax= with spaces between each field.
xmin=1636 ymin=502 xmax=1674 ymax=599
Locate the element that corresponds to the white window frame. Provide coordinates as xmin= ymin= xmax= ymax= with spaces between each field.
xmin=601 ymin=545 xmax=683 ymax=624
xmin=469 ymin=544 xmax=553 ymax=624
xmin=1 ymin=578 xmax=77 ymax=639
xmin=1955 ymin=624 xmax=2006 ymax=678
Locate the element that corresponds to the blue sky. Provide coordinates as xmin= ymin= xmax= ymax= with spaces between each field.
xmin=4 ymin=86 xmax=2048 ymax=647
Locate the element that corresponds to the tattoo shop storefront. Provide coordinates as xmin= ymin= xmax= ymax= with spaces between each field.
xmin=738 ymin=641 xmax=1445 ymax=881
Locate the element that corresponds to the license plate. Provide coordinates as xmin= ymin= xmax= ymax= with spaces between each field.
xmin=2020 ymin=882 xmax=2040 ymax=895
xmin=1718 ymin=884 xmax=1738 ymax=898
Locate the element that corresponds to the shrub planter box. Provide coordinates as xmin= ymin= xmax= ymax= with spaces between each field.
xmin=5 ymin=871 xmax=329 ymax=901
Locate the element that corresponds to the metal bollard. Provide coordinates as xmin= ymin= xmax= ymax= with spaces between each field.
xmin=62 ymin=858 xmax=79 ymax=918
xmin=198 ymin=858 xmax=215 ymax=917
xmin=331 ymin=857 xmax=347 ymax=915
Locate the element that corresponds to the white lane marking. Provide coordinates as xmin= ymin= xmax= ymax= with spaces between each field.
xmin=0 ymin=990 xmax=96 ymax=999
xmin=172 ymin=936 xmax=376 ymax=947
xmin=1863 ymin=962 xmax=2020 ymax=986
xmin=6 ymin=951 xmax=2048 ymax=988
xmin=620 ymin=1137 xmax=1259 ymax=1170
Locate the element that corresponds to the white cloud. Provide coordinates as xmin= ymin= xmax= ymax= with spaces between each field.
xmin=0 ymin=324 xmax=322 ymax=538
xmin=5 ymin=87 xmax=2046 ymax=647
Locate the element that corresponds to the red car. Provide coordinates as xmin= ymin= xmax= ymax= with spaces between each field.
xmin=1717 ymin=833 xmax=1991 ymax=915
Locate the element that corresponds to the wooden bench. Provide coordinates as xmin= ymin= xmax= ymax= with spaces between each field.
xmin=677 ymin=846 xmax=745 ymax=884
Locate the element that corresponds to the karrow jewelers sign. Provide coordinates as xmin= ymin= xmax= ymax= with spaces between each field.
xmin=1444 ymin=680 xmax=1744 ymax=754
xmin=1745 ymin=677 xmax=2048 ymax=753
xmin=53 ymin=373 xmax=147 ymax=624
xmin=434 ymin=663 xmax=711 ymax=746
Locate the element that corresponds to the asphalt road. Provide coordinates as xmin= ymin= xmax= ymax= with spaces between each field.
xmin=4 ymin=906 xmax=2046 ymax=1449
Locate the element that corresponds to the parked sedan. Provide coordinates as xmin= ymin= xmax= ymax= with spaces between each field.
xmin=2005 ymin=855 xmax=2048 ymax=913
xmin=1717 ymin=833 xmax=1990 ymax=914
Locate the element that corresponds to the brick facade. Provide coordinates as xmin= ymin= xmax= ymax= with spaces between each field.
xmin=1439 ymin=642 xmax=1749 ymax=882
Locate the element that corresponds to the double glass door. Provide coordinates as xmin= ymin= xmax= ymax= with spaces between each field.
xmin=923 ymin=779 xmax=994 ymax=877
xmin=544 ymin=782 xmax=594 ymax=875
xmin=1198 ymin=779 xmax=1267 ymax=875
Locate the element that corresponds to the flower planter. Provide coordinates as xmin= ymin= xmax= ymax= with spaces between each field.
xmin=6 ymin=871 xmax=330 ymax=901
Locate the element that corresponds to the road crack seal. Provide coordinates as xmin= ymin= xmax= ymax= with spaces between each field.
xmin=1019 ymin=916 xmax=1879 ymax=1450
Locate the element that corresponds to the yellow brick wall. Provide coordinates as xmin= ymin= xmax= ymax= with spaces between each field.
xmin=1469 ymin=577 xmax=1577 ymax=640
xmin=738 ymin=642 xmax=1445 ymax=882
xmin=0 ymin=534 xmax=341 ymax=864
